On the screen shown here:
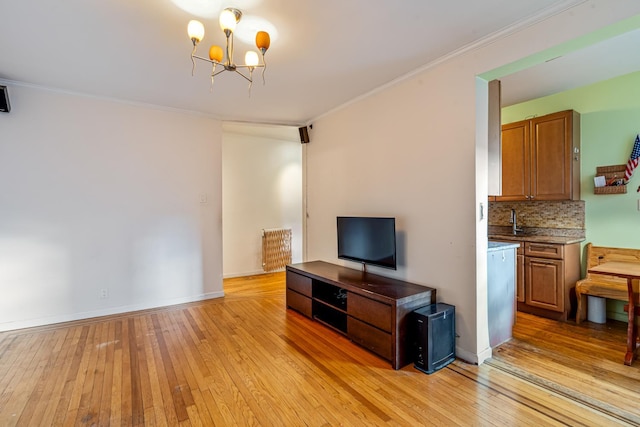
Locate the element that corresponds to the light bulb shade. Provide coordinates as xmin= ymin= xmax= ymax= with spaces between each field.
xmin=256 ymin=31 xmax=270 ymax=51
xmin=209 ymin=45 xmax=223 ymax=62
xmin=188 ymin=20 xmax=205 ymax=43
xmin=245 ymin=51 xmax=259 ymax=67
xmin=219 ymin=8 xmax=240 ymax=32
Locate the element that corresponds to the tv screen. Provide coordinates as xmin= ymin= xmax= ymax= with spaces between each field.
xmin=337 ymin=216 xmax=397 ymax=270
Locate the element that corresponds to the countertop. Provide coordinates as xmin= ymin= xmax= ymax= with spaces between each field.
xmin=488 ymin=241 xmax=520 ymax=251
xmin=489 ymin=234 xmax=585 ymax=245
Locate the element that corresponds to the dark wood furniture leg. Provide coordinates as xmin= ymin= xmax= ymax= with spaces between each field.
xmin=624 ymin=277 xmax=639 ymax=366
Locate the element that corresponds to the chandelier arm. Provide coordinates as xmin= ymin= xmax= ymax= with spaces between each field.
xmin=235 ymin=64 xmax=265 ymax=69
xmin=261 ymin=56 xmax=267 ymax=85
xmin=209 ymin=64 xmax=217 ymax=92
xmin=192 ymin=55 xmax=222 ymax=66
xmin=234 ymin=69 xmax=253 ymax=83
xmin=190 ymin=45 xmax=198 ymax=76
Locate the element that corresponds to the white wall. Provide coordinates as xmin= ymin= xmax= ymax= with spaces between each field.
xmin=222 ymin=123 xmax=302 ymax=277
xmin=305 ymin=1 xmax=640 ymax=363
xmin=0 ymin=84 xmax=223 ymax=331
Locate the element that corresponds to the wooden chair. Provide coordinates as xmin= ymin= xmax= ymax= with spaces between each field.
xmin=576 ymin=243 xmax=640 ymax=324
xmin=578 ymin=243 xmax=640 ymax=365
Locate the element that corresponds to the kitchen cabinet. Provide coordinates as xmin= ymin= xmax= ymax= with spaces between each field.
xmin=517 ymin=241 xmax=581 ymax=321
xmin=497 ymin=110 xmax=580 ymax=201
xmin=526 ymin=255 xmax=564 ymax=312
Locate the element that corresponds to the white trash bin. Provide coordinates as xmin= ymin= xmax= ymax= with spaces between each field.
xmin=587 ymin=295 xmax=606 ymax=324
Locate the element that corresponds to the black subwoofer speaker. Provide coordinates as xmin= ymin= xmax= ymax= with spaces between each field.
xmin=411 ymin=303 xmax=456 ymax=374
xmin=298 ymin=126 xmax=309 ymax=143
xmin=0 ymin=86 xmax=10 ymax=113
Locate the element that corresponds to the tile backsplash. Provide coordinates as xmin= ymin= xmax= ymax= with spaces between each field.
xmin=488 ymin=200 xmax=585 ymax=236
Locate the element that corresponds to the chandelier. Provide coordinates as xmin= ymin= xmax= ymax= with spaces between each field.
xmin=187 ymin=8 xmax=271 ymax=93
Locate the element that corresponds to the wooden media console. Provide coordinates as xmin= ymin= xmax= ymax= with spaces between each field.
xmin=286 ymin=261 xmax=436 ymax=369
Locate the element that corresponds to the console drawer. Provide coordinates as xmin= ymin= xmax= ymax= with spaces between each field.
xmin=347 ymin=292 xmax=392 ymax=333
xmin=286 ymin=289 xmax=312 ymax=318
xmin=286 ymin=271 xmax=312 ymax=297
xmin=348 ymin=317 xmax=392 ymax=361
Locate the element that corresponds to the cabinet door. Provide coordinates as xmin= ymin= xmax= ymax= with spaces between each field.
xmin=497 ymin=120 xmax=530 ymax=201
xmin=530 ymin=111 xmax=573 ymax=200
xmin=525 ymin=257 xmax=564 ymax=312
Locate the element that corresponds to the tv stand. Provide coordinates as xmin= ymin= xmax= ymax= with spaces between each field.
xmin=286 ymin=261 xmax=436 ymax=369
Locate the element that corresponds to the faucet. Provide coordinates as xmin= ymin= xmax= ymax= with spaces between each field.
xmin=510 ymin=209 xmax=524 ymax=235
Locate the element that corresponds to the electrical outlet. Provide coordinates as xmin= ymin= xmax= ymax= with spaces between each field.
xmin=99 ymin=288 xmax=109 ymax=299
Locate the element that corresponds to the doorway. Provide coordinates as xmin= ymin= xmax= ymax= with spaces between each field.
xmin=221 ymin=122 xmax=304 ymax=278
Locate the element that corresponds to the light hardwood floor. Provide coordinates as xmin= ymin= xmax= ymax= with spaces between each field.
xmin=1 ymin=272 xmax=639 ymax=426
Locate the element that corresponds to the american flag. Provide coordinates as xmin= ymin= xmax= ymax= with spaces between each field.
xmin=625 ymin=134 xmax=640 ymax=182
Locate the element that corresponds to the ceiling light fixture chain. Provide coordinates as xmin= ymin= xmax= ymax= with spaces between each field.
xmin=187 ymin=7 xmax=271 ymax=96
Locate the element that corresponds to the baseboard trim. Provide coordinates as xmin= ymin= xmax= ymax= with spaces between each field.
xmin=456 ymin=345 xmax=493 ymax=365
xmin=223 ymin=269 xmax=266 ymax=279
xmin=0 ymin=291 xmax=225 ymax=332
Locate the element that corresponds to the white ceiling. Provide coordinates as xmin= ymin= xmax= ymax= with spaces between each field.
xmin=0 ymin=0 xmax=635 ymax=125
xmin=500 ymin=28 xmax=640 ymax=107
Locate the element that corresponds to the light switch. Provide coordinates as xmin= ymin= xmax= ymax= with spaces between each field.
xmin=200 ymin=193 xmax=208 ymax=204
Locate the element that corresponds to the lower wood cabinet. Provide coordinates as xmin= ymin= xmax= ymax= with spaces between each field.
xmin=516 ymin=241 xmax=581 ymax=321
xmin=286 ymin=261 xmax=436 ymax=370
xmin=526 ymin=256 xmax=564 ymax=312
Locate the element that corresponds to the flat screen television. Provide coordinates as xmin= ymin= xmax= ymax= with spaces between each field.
xmin=337 ymin=216 xmax=397 ymax=270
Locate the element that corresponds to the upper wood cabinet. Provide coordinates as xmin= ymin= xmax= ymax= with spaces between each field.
xmin=497 ymin=110 xmax=580 ymax=201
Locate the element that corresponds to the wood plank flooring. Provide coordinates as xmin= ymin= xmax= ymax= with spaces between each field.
xmin=490 ymin=311 xmax=640 ymax=425
xmin=0 ymin=272 xmax=638 ymax=426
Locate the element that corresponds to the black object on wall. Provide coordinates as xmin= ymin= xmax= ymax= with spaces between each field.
xmin=0 ymin=86 xmax=10 ymax=113
xmin=298 ymin=126 xmax=310 ymax=143
xmin=411 ymin=303 xmax=456 ymax=374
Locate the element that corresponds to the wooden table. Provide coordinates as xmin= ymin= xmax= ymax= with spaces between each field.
xmin=588 ymin=261 xmax=640 ymax=365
